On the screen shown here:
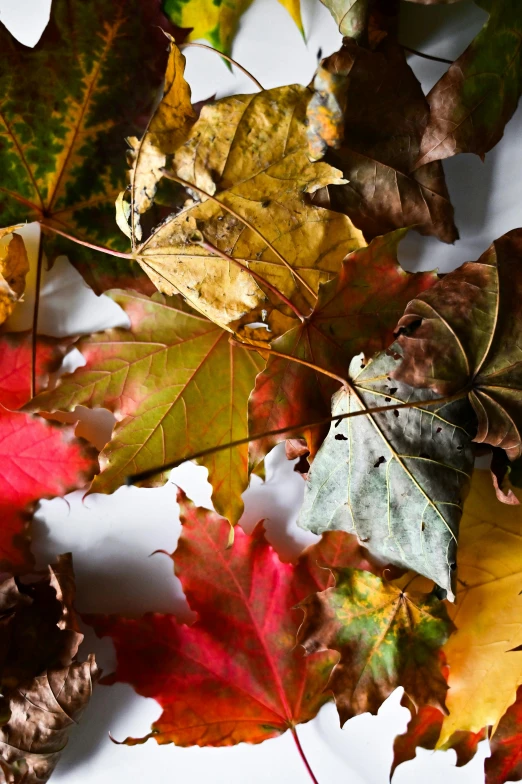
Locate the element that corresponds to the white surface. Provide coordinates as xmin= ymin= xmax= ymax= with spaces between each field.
xmin=9 ymin=0 xmax=522 ymax=781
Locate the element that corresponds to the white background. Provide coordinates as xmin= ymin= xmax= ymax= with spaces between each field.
xmin=3 ymin=0 xmax=522 ymax=781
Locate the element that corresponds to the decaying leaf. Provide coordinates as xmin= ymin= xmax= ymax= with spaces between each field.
xmin=164 ymin=0 xmax=303 ymax=56
xmin=298 ymin=569 xmax=453 ymax=725
xmin=308 ymin=40 xmax=458 ymax=243
xmin=394 ymin=229 xmax=522 ymax=460
xmin=27 ymin=291 xmax=264 ymax=525
xmin=438 ymin=470 xmax=522 ymax=746
xmin=416 ymin=0 xmax=522 ymax=166
xmin=248 ymin=229 xmax=438 ymax=465
xmin=0 ymin=409 xmax=98 ymax=572
xmin=86 ymin=494 xmax=371 ymax=747
xmin=0 ymin=231 xmax=29 ymax=327
xmin=0 ymin=0 xmax=178 ymax=293
xmin=0 ymin=555 xmax=99 ymax=783
xmin=486 ymin=686 xmax=522 ymax=784
xmin=297 ymin=347 xmax=475 ymax=598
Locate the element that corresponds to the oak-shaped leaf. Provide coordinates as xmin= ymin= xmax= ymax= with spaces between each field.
xmin=27 ymin=290 xmax=264 ymax=525
xmin=437 ymin=470 xmax=522 ymax=746
xmin=415 ymin=0 xmax=522 ymax=166
xmin=248 ymin=229 xmax=438 ymax=465
xmin=0 ymin=555 xmax=99 ymax=783
xmin=127 ymin=60 xmax=364 ymax=336
xmin=0 ymin=0 xmax=179 ymax=293
xmin=85 ymin=494 xmax=373 ymax=747
xmin=0 ymin=409 xmax=98 ymax=572
xmin=298 ymin=569 xmax=453 ymax=725
xmin=394 ymin=229 xmax=522 ymax=460
xmin=0 ymin=230 xmax=29 ymax=327
xmin=487 ymin=686 xmax=522 ymax=784
xmin=308 ymin=39 xmax=458 ymax=243
xmin=391 ymin=694 xmax=486 ymax=779
xmin=297 ymin=347 xmax=475 ymax=598
xmin=164 ymin=0 xmax=303 ymax=57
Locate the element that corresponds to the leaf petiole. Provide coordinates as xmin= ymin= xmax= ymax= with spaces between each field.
xmin=180 ymin=42 xmax=264 ymax=90
xmin=291 ymin=726 xmax=320 ymax=784
xmin=40 ymin=223 xmax=134 ymax=260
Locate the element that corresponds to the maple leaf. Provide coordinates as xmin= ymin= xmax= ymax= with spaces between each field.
xmin=164 ymin=0 xmax=303 ymax=57
xmin=85 ymin=494 xmax=372 ymax=747
xmin=248 ymin=229 xmax=438 ymax=465
xmin=437 ymin=469 xmax=522 ymax=746
xmin=415 ymin=0 xmax=522 ymax=167
xmin=125 ymin=59 xmax=365 ymax=336
xmin=0 ymin=0 xmax=180 ymax=294
xmin=0 ymin=409 xmax=98 ymax=572
xmin=27 ymin=290 xmax=264 ymax=525
xmin=0 ymin=555 xmax=99 ymax=783
xmin=297 ymin=347 xmax=474 ymax=598
xmin=298 ymin=569 xmax=453 ymax=725
xmin=486 ymin=686 xmax=522 ymax=784
xmin=391 ymin=694 xmax=486 ymax=779
xmin=0 ymin=230 xmax=29 ymax=327
xmin=394 ymin=229 xmax=522 ymax=460
xmin=307 ymin=39 xmax=458 ymax=243
xmin=0 ymin=332 xmax=66 ymax=411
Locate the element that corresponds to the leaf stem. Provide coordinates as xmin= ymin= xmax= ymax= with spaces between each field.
xmin=196 ymin=238 xmax=305 ymax=321
xmin=180 ymin=42 xmax=264 ymax=90
xmin=40 ymin=223 xmax=134 ymax=259
xmin=30 ymin=230 xmax=45 ymax=399
xmin=125 ymin=390 xmax=465 ymax=485
xmin=160 ymin=170 xmax=317 ymax=298
xmin=291 ymin=726 xmax=320 ymax=784
xmin=401 ymin=45 xmax=453 ymax=65
xmin=230 ymin=338 xmax=347 ymax=386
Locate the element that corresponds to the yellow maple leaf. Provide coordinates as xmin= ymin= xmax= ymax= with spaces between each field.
xmin=439 ymin=469 xmax=522 ymax=744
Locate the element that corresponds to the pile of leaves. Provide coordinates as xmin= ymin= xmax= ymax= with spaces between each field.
xmin=2 ymin=0 xmax=522 ymax=781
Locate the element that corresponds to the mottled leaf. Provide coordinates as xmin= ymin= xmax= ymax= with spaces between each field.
xmin=27 ymin=290 xmax=264 ymax=524
xmin=297 ymin=347 xmax=475 ymax=598
xmin=309 ymin=39 xmax=458 ymax=243
xmin=298 ymin=569 xmax=453 ymax=725
xmin=487 ymin=686 xmax=522 ymax=784
xmin=416 ymin=0 xmax=522 ymax=166
xmin=0 ymin=0 xmax=179 ymax=293
xmin=164 ymin=0 xmax=303 ymax=56
xmin=85 ymin=495 xmax=371 ymax=747
xmin=0 ymin=232 xmax=28 ymax=327
xmin=394 ymin=229 xmax=522 ymax=460
xmin=438 ymin=470 xmax=522 ymax=745
xmin=248 ymin=230 xmax=438 ymax=465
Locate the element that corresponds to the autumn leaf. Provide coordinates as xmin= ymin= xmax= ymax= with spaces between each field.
xmin=307 ymin=39 xmax=458 ymax=244
xmin=486 ymin=686 xmax=522 ymax=784
xmin=248 ymin=229 xmax=438 ymax=465
xmin=394 ymin=229 xmax=522 ymax=460
xmin=27 ymin=290 xmax=264 ymax=525
xmin=298 ymin=569 xmax=453 ymax=725
xmin=0 ymin=231 xmax=29 ymax=327
xmin=0 ymin=409 xmax=98 ymax=572
xmin=0 ymin=0 xmax=179 ymax=294
xmin=297 ymin=346 xmax=474 ymax=597
xmin=85 ymin=494 xmax=372 ymax=747
xmin=0 ymin=332 xmax=67 ymax=411
xmin=164 ymin=0 xmax=303 ymax=57
xmin=437 ymin=469 xmax=522 ymax=746
xmin=0 ymin=555 xmax=99 ymax=783
xmin=127 ymin=71 xmax=364 ymax=336
xmin=415 ymin=0 xmax=522 ymax=167
xmin=391 ymin=694 xmax=486 ymax=779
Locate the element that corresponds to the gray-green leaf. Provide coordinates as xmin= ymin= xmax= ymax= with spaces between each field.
xmin=297 ymin=348 xmax=475 ymax=599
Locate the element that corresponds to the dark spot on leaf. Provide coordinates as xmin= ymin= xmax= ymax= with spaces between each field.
xmin=262 ymin=200 xmax=271 ymax=208
xmin=373 ymin=456 xmax=386 ymax=468
xmin=388 ymin=387 xmax=398 ymax=394
xmin=384 ymin=397 xmax=391 ymax=402
xmin=335 ymin=434 xmax=348 ymax=441
xmin=450 ymin=562 xmax=457 ymax=571
xmin=334 ymin=417 xmax=342 ymax=428
xmin=436 ymin=427 xmax=442 ymax=433
xmin=393 ymin=409 xmax=399 ymax=418
xmin=419 ymin=453 xmax=431 ymax=459
xmin=421 ymin=521 xmax=426 ymax=531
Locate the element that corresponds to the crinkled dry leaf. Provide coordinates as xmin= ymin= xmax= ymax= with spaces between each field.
xmin=248 ymin=230 xmax=438 ymax=465
xmin=27 ymin=291 xmax=264 ymax=524
xmin=308 ymin=40 xmax=458 ymax=244
xmin=416 ymin=0 xmax=522 ymax=166
xmin=297 ymin=347 xmax=475 ymax=598
xmin=298 ymin=569 xmax=453 ymax=725
xmin=0 ymin=232 xmax=29 ymax=327
xmin=86 ymin=495 xmax=371 ymax=747
xmin=394 ymin=229 xmax=522 ymax=460
xmin=438 ymin=470 xmax=522 ymax=745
